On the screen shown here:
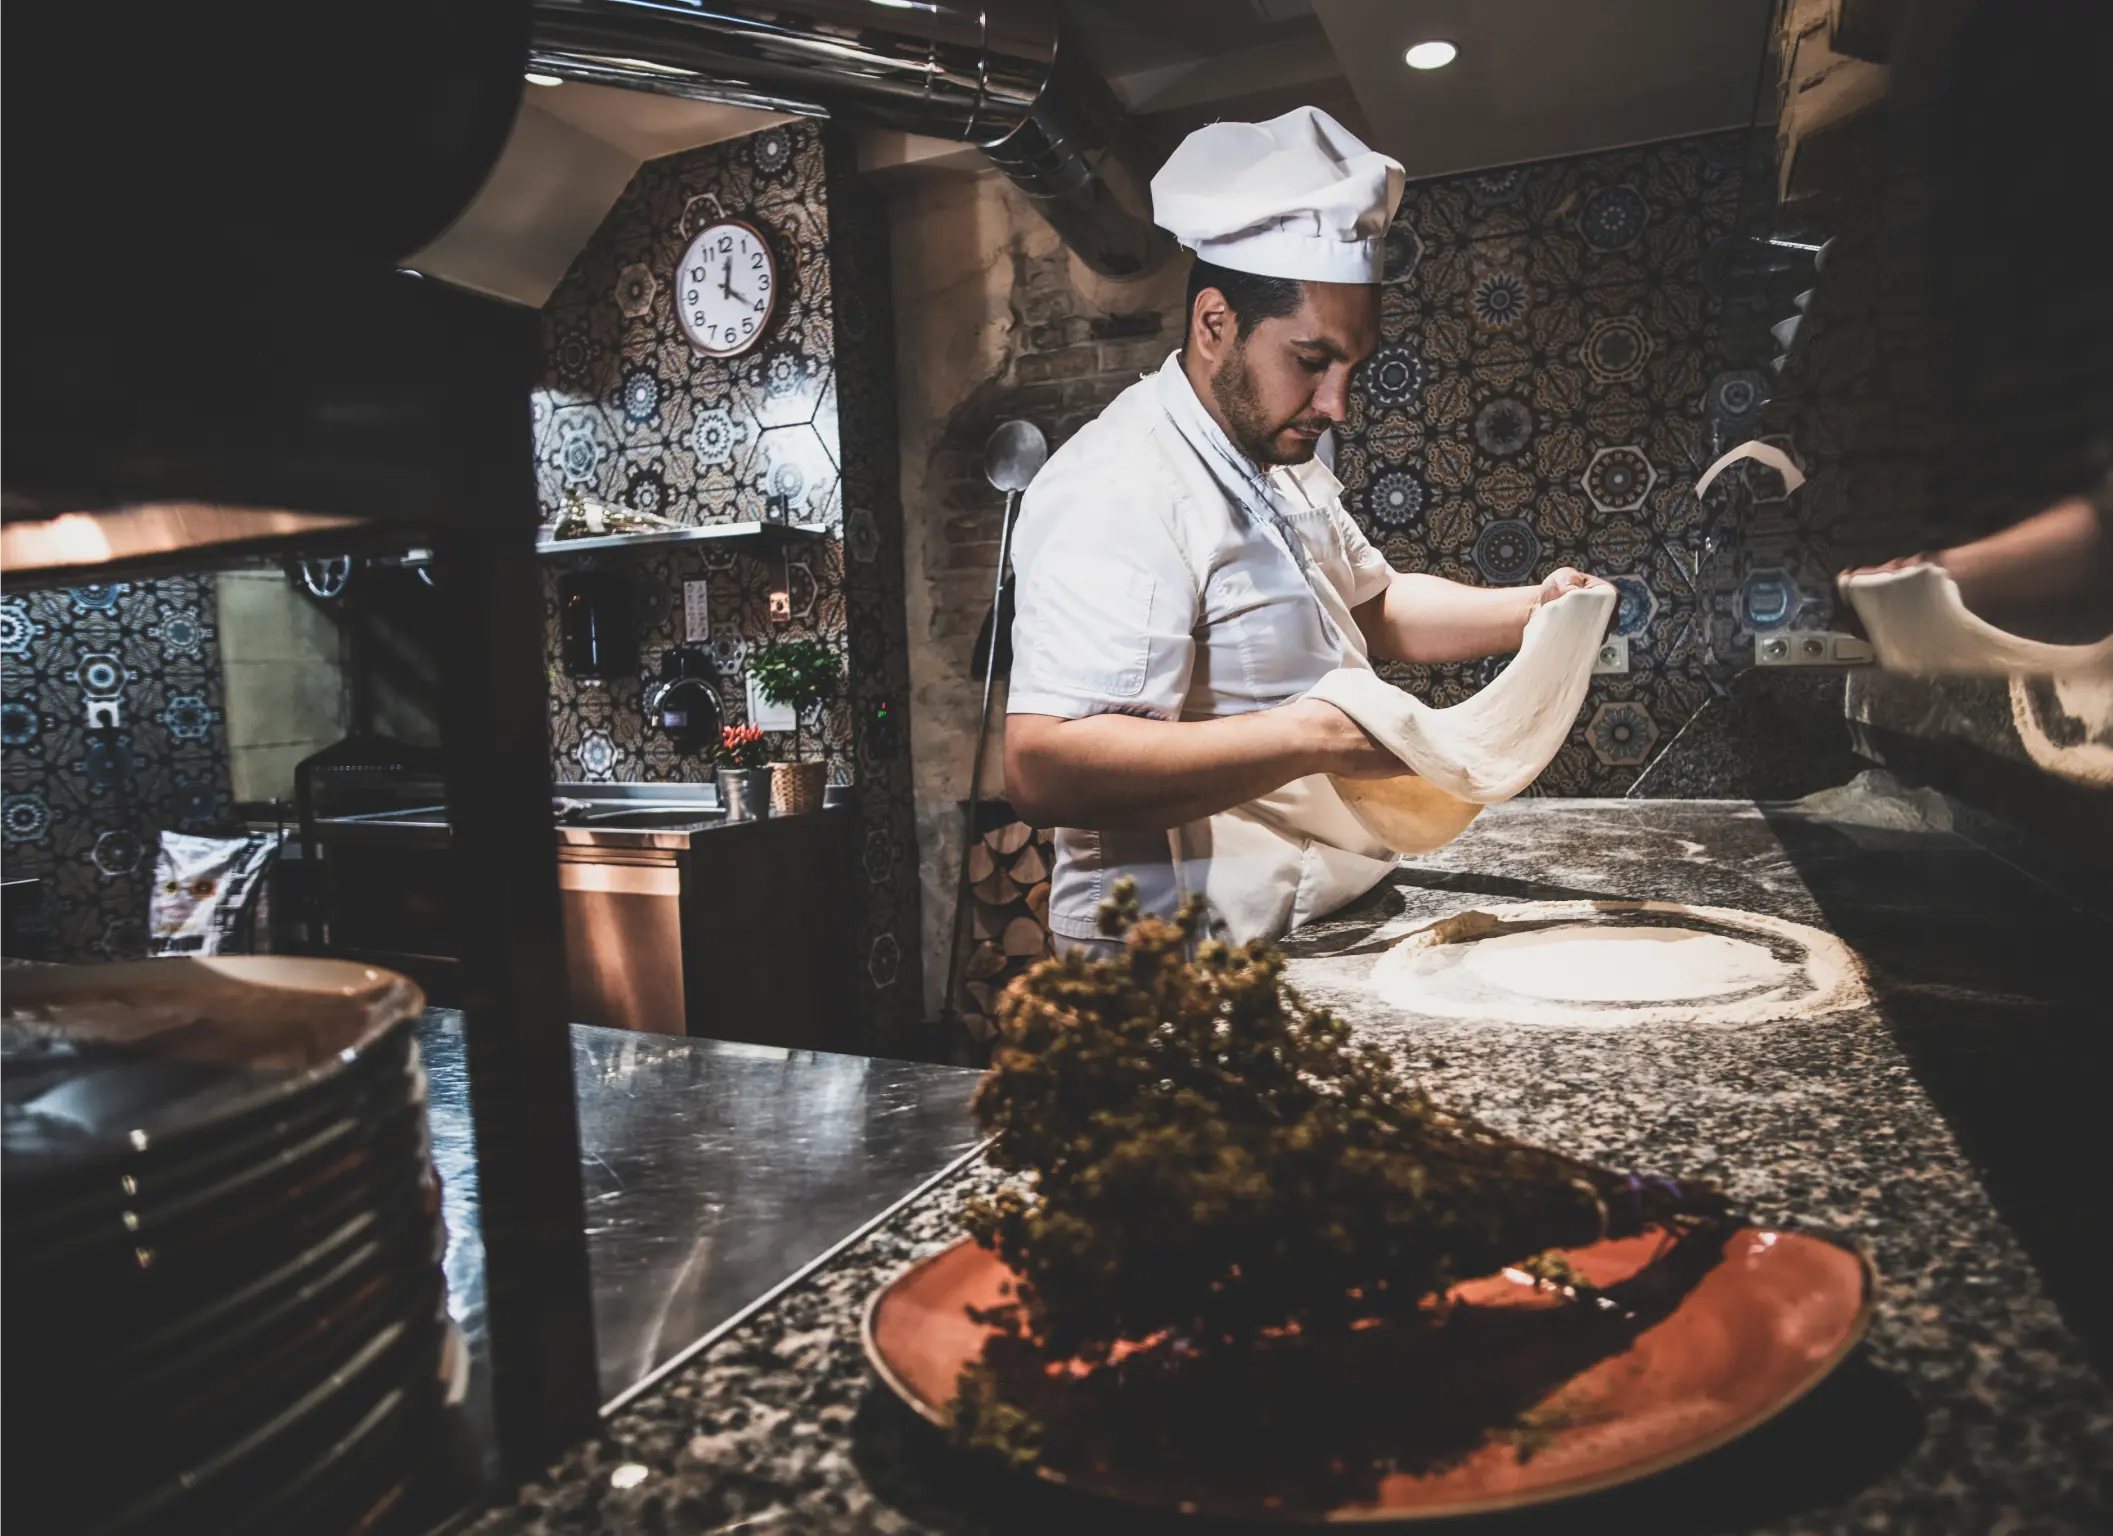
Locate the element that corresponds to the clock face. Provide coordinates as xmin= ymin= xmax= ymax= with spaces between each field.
xmin=677 ymin=221 xmax=776 ymax=357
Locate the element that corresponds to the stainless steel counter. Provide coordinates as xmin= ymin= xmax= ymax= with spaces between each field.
xmin=321 ymin=780 xmax=740 ymax=853
xmin=419 ymin=1009 xmax=984 ymax=1474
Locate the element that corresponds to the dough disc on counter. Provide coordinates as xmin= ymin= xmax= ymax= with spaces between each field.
xmin=1370 ymin=900 xmax=1867 ymax=1030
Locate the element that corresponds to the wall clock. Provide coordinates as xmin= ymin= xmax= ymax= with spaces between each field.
xmin=676 ymin=218 xmax=776 ymax=358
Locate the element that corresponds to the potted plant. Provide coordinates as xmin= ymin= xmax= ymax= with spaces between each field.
xmin=713 ymin=723 xmax=772 ymax=822
xmin=749 ymin=636 xmax=840 ymax=815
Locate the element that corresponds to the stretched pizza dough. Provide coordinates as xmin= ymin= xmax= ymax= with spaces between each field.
xmin=1332 ymin=773 xmax=1485 ymax=856
xmin=1840 ymin=563 xmax=2113 ymax=679
xmin=2010 ymin=671 xmax=2113 ymax=786
xmin=1305 ymin=584 xmax=1616 ymax=853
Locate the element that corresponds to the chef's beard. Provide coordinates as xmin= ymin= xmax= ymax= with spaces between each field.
xmin=1211 ymin=343 xmax=1330 ymax=467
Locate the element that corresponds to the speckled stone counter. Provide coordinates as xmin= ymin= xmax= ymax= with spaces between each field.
xmin=462 ymin=796 xmax=2113 ymax=1536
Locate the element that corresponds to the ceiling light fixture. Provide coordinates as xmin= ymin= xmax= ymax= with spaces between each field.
xmin=1403 ymin=40 xmax=1458 ymax=70
xmin=524 ymin=72 xmax=565 ymax=87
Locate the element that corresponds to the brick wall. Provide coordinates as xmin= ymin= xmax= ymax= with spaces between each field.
xmin=887 ymin=169 xmax=1185 ymax=1035
xmin=925 ymin=244 xmax=1180 ymax=649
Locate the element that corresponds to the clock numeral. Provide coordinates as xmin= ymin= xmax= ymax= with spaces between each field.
xmin=691 ymin=266 xmax=706 ymax=285
xmin=750 ymin=251 xmax=765 ymax=270
xmin=718 ymin=234 xmax=734 ymax=254
xmin=756 ymin=271 xmax=771 ymax=293
xmin=753 ymin=298 xmax=766 ymax=315
xmin=687 ymin=290 xmax=699 ymax=307
xmin=741 ymin=317 xmax=755 ymax=337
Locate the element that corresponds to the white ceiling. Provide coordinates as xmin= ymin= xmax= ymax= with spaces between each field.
xmin=1308 ymin=0 xmax=1772 ymax=179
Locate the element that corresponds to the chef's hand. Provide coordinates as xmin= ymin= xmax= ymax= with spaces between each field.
xmin=1535 ymin=566 xmax=1610 ymax=605
xmin=1288 ymin=698 xmax=1408 ymax=780
xmin=1533 ymin=566 xmax=1614 ymax=637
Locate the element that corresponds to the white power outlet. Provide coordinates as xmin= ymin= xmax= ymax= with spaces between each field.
xmin=1753 ymin=630 xmax=1874 ymax=666
xmin=746 ymin=674 xmax=798 ymax=732
xmin=1591 ymin=635 xmax=1629 ymax=674
xmin=683 ymin=580 xmax=711 ymax=642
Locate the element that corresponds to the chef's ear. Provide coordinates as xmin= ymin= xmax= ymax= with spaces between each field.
xmin=1188 ymin=285 xmax=1236 ymax=362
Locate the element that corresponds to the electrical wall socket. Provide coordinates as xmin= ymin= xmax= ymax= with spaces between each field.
xmin=683 ymin=580 xmax=711 ymax=642
xmin=1753 ymin=630 xmax=1874 ymax=666
xmin=1591 ymin=635 xmax=1629 ymax=674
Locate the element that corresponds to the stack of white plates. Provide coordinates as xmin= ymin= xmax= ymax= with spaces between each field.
xmin=3 ymin=958 xmax=451 ymax=1536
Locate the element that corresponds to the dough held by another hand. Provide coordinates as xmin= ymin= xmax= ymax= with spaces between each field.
xmin=1839 ymin=563 xmax=2113 ymax=679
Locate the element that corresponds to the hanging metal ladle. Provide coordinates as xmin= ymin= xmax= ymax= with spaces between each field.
xmin=941 ymin=419 xmax=1048 ymax=1044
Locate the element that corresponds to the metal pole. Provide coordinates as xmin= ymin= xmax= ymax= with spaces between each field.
xmin=940 ymin=486 xmax=1023 ymax=1040
xmin=436 ymin=525 xmax=600 ymax=1480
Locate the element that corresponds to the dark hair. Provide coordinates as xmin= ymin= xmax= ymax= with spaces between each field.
xmin=1183 ymin=258 xmax=1303 ymax=345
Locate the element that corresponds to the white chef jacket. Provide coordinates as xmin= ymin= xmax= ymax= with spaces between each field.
xmin=1007 ymin=353 xmax=1402 ymax=945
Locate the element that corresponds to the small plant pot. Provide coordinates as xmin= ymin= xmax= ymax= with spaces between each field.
xmin=770 ymin=760 xmax=827 ymax=817
xmin=717 ymin=767 xmax=773 ymax=822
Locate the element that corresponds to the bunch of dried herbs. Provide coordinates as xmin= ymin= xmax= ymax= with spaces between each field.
xmin=952 ymin=884 xmax=1730 ymax=1487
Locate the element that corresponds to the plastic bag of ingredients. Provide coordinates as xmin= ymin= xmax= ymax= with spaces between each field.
xmin=149 ymin=831 xmax=279 ymax=956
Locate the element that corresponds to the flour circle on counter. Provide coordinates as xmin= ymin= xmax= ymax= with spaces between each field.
xmin=1370 ymin=900 xmax=1866 ymax=1029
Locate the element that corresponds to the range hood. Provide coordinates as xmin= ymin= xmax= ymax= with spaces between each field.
xmin=526 ymin=0 xmax=1167 ymax=279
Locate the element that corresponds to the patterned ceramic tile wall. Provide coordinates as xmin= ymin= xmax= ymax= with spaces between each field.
xmin=532 ymin=122 xmax=925 ymax=1050
xmin=0 ymin=580 xmax=234 ymax=959
xmin=1334 ymin=134 xmax=1752 ymax=793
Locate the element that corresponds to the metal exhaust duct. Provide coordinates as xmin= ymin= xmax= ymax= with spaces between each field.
xmin=528 ymin=0 xmax=1168 ymax=278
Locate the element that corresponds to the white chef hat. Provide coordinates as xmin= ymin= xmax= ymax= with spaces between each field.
xmin=1150 ymin=106 xmax=1406 ymax=285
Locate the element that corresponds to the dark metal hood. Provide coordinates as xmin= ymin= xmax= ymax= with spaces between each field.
xmin=527 ymin=0 xmax=1168 ymax=278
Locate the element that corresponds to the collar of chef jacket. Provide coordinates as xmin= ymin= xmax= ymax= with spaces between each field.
xmin=1152 ymin=354 xmax=1351 ymax=649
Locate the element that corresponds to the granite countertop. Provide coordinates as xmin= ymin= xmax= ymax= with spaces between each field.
xmin=463 ymin=790 xmax=2113 ymax=1535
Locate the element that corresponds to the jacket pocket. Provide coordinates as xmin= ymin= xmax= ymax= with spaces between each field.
xmin=1026 ymin=563 xmax=1156 ymax=698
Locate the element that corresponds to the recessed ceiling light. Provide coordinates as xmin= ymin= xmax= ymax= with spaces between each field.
xmin=524 ymin=72 xmax=565 ymax=87
xmin=1403 ymin=40 xmax=1457 ymax=70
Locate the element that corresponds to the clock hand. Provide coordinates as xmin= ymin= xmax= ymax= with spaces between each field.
xmin=721 ymin=260 xmax=733 ymax=299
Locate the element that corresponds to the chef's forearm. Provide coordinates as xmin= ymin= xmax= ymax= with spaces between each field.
xmin=1356 ymin=573 xmax=1538 ymax=663
xmin=1939 ymin=497 xmax=2108 ymax=617
xmin=1005 ymin=705 xmax=1348 ymax=833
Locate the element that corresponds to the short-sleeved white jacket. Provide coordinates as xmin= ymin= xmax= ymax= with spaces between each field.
xmin=1007 ymin=355 xmax=1401 ymax=944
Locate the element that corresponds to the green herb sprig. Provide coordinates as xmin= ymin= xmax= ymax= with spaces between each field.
xmin=963 ymin=883 xmax=1726 ymax=1363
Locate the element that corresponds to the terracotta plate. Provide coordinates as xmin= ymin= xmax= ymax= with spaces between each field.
xmin=863 ymin=1227 xmax=1874 ymax=1523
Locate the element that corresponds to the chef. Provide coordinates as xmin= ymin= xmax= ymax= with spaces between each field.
xmin=1003 ymin=106 xmax=1608 ymax=953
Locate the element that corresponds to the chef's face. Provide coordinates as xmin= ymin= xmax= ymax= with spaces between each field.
xmin=1201 ymin=281 xmax=1381 ymax=467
